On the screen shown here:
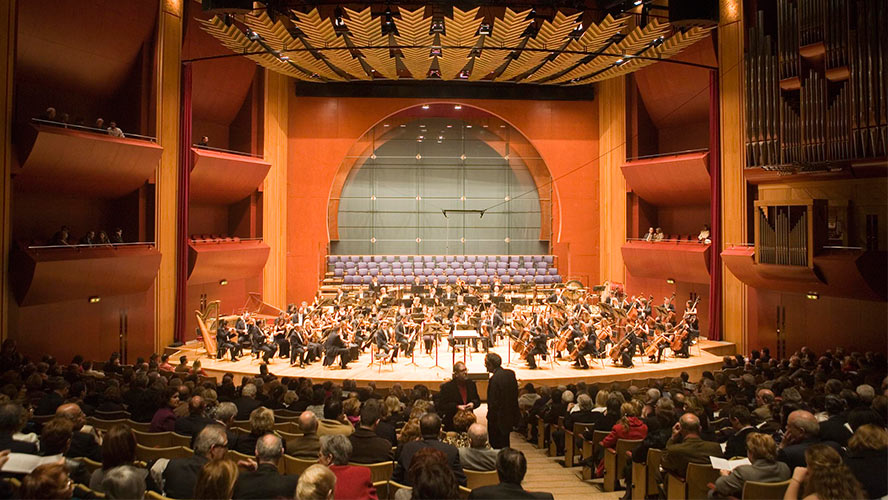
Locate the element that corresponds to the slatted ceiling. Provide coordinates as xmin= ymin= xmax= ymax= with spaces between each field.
xmin=438 ymin=7 xmax=482 ymax=80
xmin=496 ymin=11 xmax=581 ymax=82
xmin=344 ymin=7 xmax=399 ymax=79
xmin=394 ymin=8 xmax=435 ymax=79
xmin=468 ymin=8 xmax=534 ymax=81
xmin=199 ymin=17 xmax=312 ymax=81
xmin=238 ymin=13 xmax=342 ymax=80
xmin=292 ymin=9 xmax=370 ymax=80
xmin=525 ymin=14 xmax=626 ymax=83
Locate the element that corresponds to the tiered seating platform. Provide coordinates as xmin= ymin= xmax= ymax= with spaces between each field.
xmin=328 ymin=255 xmax=562 ymax=285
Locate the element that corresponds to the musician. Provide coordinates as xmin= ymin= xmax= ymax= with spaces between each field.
xmin=442 ymin=286 xmax=457 ymax=303
xmin=663 ymin=295 xmax=675 ymax=313
xmin=272 ymin=321 xmax=290 ymax=359
xmin=395 ymin=316 xmax=416 ymax=357
xmin=619 ymin=328 xmax=642 ymax=368
xmin=421 ymin=312 xmax=437 ymax=355
xmin=375 ymin=321 xmax=396 ymax=362
xmin=369 ymin=275 xmax=381 ymax=294
xmin=574 ymin=328 xmax=599 ymax=369
xmin=249 ymin=319 xmax=275 ymax=363
xmin=525 ymin=327 xmax=549 ymax=370
xmin=323 ymin=327 xmax=351 ymax=369
xmin=410 ymin=276 xmax=425 ymax=295
xmin=288 ymin=326 xmax=307 ymax=367
xmin=215 ymin=319 xmax=240 ymax=361
xmin=673 ymin=325 xmax=691 ymax=358
xmin=547 ymin=287 xmax=564 ymax=305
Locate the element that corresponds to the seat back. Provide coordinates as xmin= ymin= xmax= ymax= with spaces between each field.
xmin=742 ymin=480 xmax=791 ymax=500
xmin=350 ymin=461 xmax=394 ymax=484
xmin=135 ymin=444 xmax=191 ymax=462
xmin=125 ymin=419 xmax=153 ymax=433
xmin=665 ymin=471 xmax=687 ymax=500
xmin=465 ymin=469 xmax=499 ymax=490
xmin=146 ymin=490 xmax=173 ymax=500
xmin=686 ymin=462 xmax=719 ymax=500
xmin=389 ymin=480 xmax=412 ymax=499
xmin=615 ymin=438 xmax=643 ymax=479
xmin=133 ymin=430 xmax=173 ymax=448
xmin=169 ymin=432 xmax=192 ymax=448
xmin=88 ymin=417 xmax=128 ymax=432
xmin=94 ymin=410 xmax=131 ymax=420
xmin=645 ymin=448 xmax=664 ymax=495
xmin=283 ymin=455 xmax=317 ymax=476
xmin=590 ymin=430 xmax=609 ymax=461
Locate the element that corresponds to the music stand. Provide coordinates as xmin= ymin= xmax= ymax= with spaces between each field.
xmin=453 ymin=330 xmax=480 ymax=365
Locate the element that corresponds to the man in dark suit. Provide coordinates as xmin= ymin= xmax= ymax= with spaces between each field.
xmin=392 ymin=413 xmax=467 ymax=486
xmin=323 ymin=328 xmax=350 ymax=369
xmin=232 ymin=434 xmax=299 ymax=499
xmin=35 ymin=378 xmax=68 ymax=416
xmin=286 ymin=411 xmax=321 ymax=459
xmin=348 ymin=400 xmax=394 ymax=464
xmin=234 ymin=383 xmax=262 ymax=421
xmin=55 ymin=403 xmax=102 ymax=461
xmin=722 ymin=405 xmax=756 ymax=459
xmin=0 ymin=403 xmax=39 ymax=454
xmin=661 ymin=413 xmax=723 ymax=479
xmin=777 ymin=410 xmax=841 ymax=469
xmin=437 ymin=362 xmax=481 ymax=431
xmin=174 ymin=396 xmax=214 ymax=438
xmin=469 ymin=448 xmax=554 ymax=499
xmin=818 ymin=395 xmax=852 ymax=447
xmin=162 ymin=425 xmax=229 ymax=498
xmin=485 ymin=353 xmax=519 ymax=449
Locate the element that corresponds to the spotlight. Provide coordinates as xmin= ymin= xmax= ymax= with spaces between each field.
xmin=465 ymin=125 xmax=472 ymax=128
xmin=614 ymin=58 xmax=625 ymax=65
xmin=806 ymin=292 xmax=819 ymax=300
xmin=246 ymin=30 xmax=260 ymax=41
xmin=219 ymin=279 xmax=229 ymax=286
xmin=454 ymin=105 xmax=462 ymax=110
xmin=279 ymin=55 xmax=289 ymax=62
xmin=634 ymin=0 xmax=643 ymax=6
xmin=477 ymin=24 xmax=491 ymax=36
xmin=370 ymin=153 xmax=377 ymax=159
xmin=422 ymin=104 xmax=430 ymax=110
xmin=666 ymin=278 xmax=675 ymax=284
xmin=88 ymin=296 xmax=101 ymax=304
xmin=429 ymin=47 xmax=442 ymax=57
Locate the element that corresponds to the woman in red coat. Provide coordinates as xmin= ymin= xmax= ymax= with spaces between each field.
xmin=597 ymin=402 xmax=648 ymax=477
xmin=319 ymin=434 xmax=378 ymax=500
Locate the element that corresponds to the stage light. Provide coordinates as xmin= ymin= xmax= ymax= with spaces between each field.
xmin=416 ymin=237 xmax=422 ymax=243
xmin=219 ymin=279 xmax=229 ymax=286
xmin=477 ymin=24 xmax=491 ymax=36
xmin=634 ymin=0 xmax=643 ymax=6
xmin=422 ymin=104 xmax=430 ymax=110
xmin=279 ymin=55 xmax=289 ymax=62
xmin=88 ymin=296 xmax=101 ymax=304
xmin=614 ymin=58 xmax=625 ymax=65
xmin=806 ymin=292 xmax=819 ymax=300
xmin=383 ymin=123 xmax=390 ymax=127
xmin=416 ymin=154 xmax=422 ymax=159
xmin=454 ymin=104 xmax=462 ymax=110
xmin=370 ymin=237 xmax=376 ymax=243
xmin=460 ymin=154 xmax=467 ymax=160
xmin=666 ymin=278 xmax=675 ymax=284
xmin=466 ymin=125 xmax=472 ymax=128
xmin=370 ymin=153 xmax=377 ymax=159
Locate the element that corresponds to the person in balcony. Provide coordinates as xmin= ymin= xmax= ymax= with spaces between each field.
xmin=653 ymin=227 xmax=665 ymax=242
xmin=107 ymin=121 xmax=124 ymax=138
xmin=97 ymin=231 xmax=112 ymax=246
xmin=198 ymin=136 xmax=209 ymax=147
xmin=698 ymin=224 xmax=712 ymax=244
xmin=95 ymin=118 xmax=104 ymax=130
xmin=110 ymin=228 xmax=124 ymax=244
xmin=643 ymin=227 xmax=655 ymax=242
xmin=50 ymin=226 xmax=72 ymax=246
xmin=79 ymin=231 xmax=96 ymax=246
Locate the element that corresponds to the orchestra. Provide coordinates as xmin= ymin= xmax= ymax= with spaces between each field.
xmin=205 ymin=279 xmax=702 ymax=372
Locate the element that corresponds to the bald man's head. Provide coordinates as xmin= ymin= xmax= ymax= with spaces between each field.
xmin=468 ymin=423 xmax=489 ymax=449
xmin=55 ymin=403 xmax=85 ymax=430
xmin=188 ymin=396 xmax=205 ymax=416
xmin=787 ymin=410 xmax=819 ymax=437
xmin=299 ymin=411 xmax=318 ymax=433
xmin=679 ymin=413 xmax=701 ymax=436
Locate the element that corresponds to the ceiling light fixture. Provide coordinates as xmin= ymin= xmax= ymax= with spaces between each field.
xmin=454 ymin=104 xmax=462 ymax=110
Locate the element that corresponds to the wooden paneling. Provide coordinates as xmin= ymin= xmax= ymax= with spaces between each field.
xmin=718 ymin=0 xmax=748 ymax=351
xmin=0 ymin=0 xmax=14 ymax=342
xmin=15 ymin=124 xmax=162 ymax=198
xmin=621 ymin=151 xmax=710 ymax=206
xmin=154 ymin=0 xmax=182 ymax=351
xmin=187 ymin=241 xmax=269 ymax=285
xmin=189 ymin=148 xmax=269 ymax=204
xmin=11 ymin=244 xmax=161 ymax=306
xmin=262 ymin=70 xmax=288 ymax=310
xmin=621 ymin=241 xmax=711 ymax=284
xmin=598 ymin=77 xmax=627 ymax=284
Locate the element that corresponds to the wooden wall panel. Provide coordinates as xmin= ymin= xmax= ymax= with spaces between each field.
xmin=0 ymin=0 xmax=14 ymax=342
xmin=598 ymin=77 xmax=627 ymax=284
xmin=719 ymin=0 xmax=748 ymax=352
xmin=262 ymin=70 xmax=288 ymax=309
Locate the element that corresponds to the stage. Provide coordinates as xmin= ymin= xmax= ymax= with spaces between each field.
xmin=176 ymin=338 xmax=735 ymax=398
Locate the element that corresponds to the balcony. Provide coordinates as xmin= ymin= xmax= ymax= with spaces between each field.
xmin=189 ymin=147 xmax=271 ymax=204
xmin=15 ymin=121 xmax=162 ymax=198
xmin=10 ymin=242 xmax=161 ymax=306
xmin=621 ymin=150 xmax=710 ymax=206
xmin=621 ymin=239 xmax=711 ymax=284
xmin=187 ymin=238 xmax=270 ymax=285
xmin=722 ymin=245 xmax=886 ymax=301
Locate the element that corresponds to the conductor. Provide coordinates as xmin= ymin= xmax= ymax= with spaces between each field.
xmin=436 ymin=362 xmax=481 ymax=432
xmin=485 ymin=353 xmax=520 ymax=449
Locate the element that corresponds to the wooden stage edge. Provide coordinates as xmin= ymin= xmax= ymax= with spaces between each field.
xmin=174 ymin=340 xmax=736 ymax=398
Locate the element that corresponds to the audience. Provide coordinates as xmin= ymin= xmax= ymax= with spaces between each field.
xmin=101 ymin=465 xmax=147 ymax=500
xmin=0 ymin=402 xmax=39 ymax=453
xmin=19 ymin=463 xmax=74 ymax=499
xmin=777 ymin=410 xmax=840 ymax=469
xmin=401 ymin=447 xmax=460 ymax=500
xmin=318 ymin=399 xmax=355 ymax=436
xmin=318 ymin=434 xmax=377 ymax=499
xmin=150 ymin=386 xmax=180 ymax=432
xmin=287 ymin=410 xmax=321 ymax=459
xmin=89 ymin=424 xmax=148 ymax=493
xmin=348 ymin=399 xmax=394 ymax=464
xmin=661 ymin=413 xmax=723 ymax=479
xmin=161 ymin=424 xmax=229 ymax=498
xmin=710 ymin=432 xmax=790 ymax=498
xmin=194 ymin=458 xmax=239 ymax=499
xmin=783 ymin=444 xmax=865 ymax=500
xmin=232 ymin=433 xmax=299 ymax=499
xmin=296 ymin=464 xmax=336 ymax=500
xmin=234 ymin=406 xmax=275 ymax=455
xmin=844 ymin=424 xmax=888 ymax=498
xmin=459 ymin=423 xmax=499 ymax=472
xmin=392 ymin=412 xmax=466 ymax=487
xmin=469 ymin=448 xmax=554 ymax=499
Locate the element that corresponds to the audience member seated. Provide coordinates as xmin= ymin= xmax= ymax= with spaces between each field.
xmin=777 ymin=410 xmax=841 ymax=469
xmin=393 ymin=412 xmax=466 ymax=487
xmin=844 ymin=424 xmax=888 ymax=499
xmin=443 ymin=409 xmax=475 ymax=448
xmin=318 ymin=399 xmax=355 ymax=436
xmin=193 ymin=458 xmax=238 ymax=499
xmin=469 ymin=448 xmax=554 ymax=499
xmin=107 ymin=121 xmax=124 ymax=138
xmin=35 ymin=377 xmax=69 ymax=416
xmin=234 ymin=383 xmax=262 ymax=421
xmin=597 ymin=402 xmax=648 ymax=477
xmin=722 ymin=405 xmax=756 ymax=459
xmin=160 ymin=424 xmax=229 ymax=499
xmin=297 ymin=464 xmax=336 ymax=500
xmin=234 ymin=406 xmax=275 ymax=455
xmin=653 ymin=227 xmax=665 ymax=242
xmin=643 ymin=227 xmax=655 ymax=242
xmin=0 ymin=402 xmax=39 ymax=454
xmin=783 ymin=444 xmax=865 ymax=500
xmin=459 ymin=423 xmax=499 ymax=472
xmin=89 ymin=425 xmax=148 ymax=493
xmin=175 ymin=395 xmax=214 ymax=437
xmin=582 ymin=395 xmax=623 ymax=443
xmin=661 ymin=413 xmax=723 ymax=479
xmin=318 ymin=434 xmax=377 ymax=500
xmin=101 ymin=464 xmax=147 ymax=500
xmin=150 ymin=386 xmax=180 ymax=432
xmin=49 ymin=226 xmax=72 ymax=247
xmin=396 ymin=448 xmax=460 ymax=500
xmin=287 ymin=411 xmax=321 ymax=459
xmin=19 ymin=463 xmax=75 ymax=500
xmin=818 ymin=394 xmax=852 ymax=447
xmin=698 ymin=224 xmax=711 ymax=244
xmin=710 ymin=432 xmax=790 ymax=498
xmin=39 ymin=417 xmax=89 ymax=485
xmin=232 ymin=433 xmax=299 ymax=499
xmin=348 ymin=399 xmax=394 ymax=464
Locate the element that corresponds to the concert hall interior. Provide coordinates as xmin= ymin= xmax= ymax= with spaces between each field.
xmin=0 ymin=0 xmax=886 ymax=497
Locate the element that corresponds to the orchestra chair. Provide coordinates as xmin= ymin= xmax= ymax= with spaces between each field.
xmin=135 ymin=444 xmax=190 ymax=462
xmin=283 ymin=455 xmax=316 ymax=476
xmin=742 ymin=479 xmax=791 ymax=500
xmin=74 ymin=483 xmax=105 ymax=499
xmin=146 ymin=490 xmax=173 ymax=500
xmin=685 ymin=463 xmax=719 ymax=500
xmin=89 ymin=417 xmax=128 ymax=433
xmin=350 ymin=461 xmax=394 ymax=484
xmin=459 ymin=485 xmax=472 ymax=499
xmin=665 ymin=470 xmax=687 ymax=500
xmin=630 ymin=456 xmax=647 ymax=499
xmin=563 ymin=423 xmax=575 ymax=467
xmin=603 ymin=438 xmax=643 ymax=491
xmin=133 ymin=430 xmax=172 ymax=448
xmin=126 ymin=419 xmax=153 ymax=433
xmin=169 ymin=432 xmax=192 ymax=448
xmin=465 ymin=470 xmax=499 ymax=490
xmin=536 ymin=419 xmax=547 ymax=449
xmin=635 ymin=448 xmax=664 ymax=500
xmin=372 ymin=480 xmax=390 ymax=500
xmin=388 ymin=480 xmax=412 ymax=499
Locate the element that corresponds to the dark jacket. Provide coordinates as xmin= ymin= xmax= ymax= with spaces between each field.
xmin=232 ymin=463 xmax=300 ymax=500
xmin=349 ymin=427 xmax=394 ymax=464
xmin=487 ymin=368 xmax=520 ymax=431
xmin=819 ymin=414 xmax=852 ymax=447
xmin=285 ymin=432 xmax=320 ymax=459
xmin=661 ymin=436 xmax=723 ymax=477
xmin=469 ymin=482 xmax=554 ymax=499
xmin=66 ymin=431 xmax=102 ymax=462
xmin=777 ymin=438 xmax=841 ymax=470
xmin=233 ymin=397 xmax=262 ymax=421
xmin=163 ymin=454 xmax=209 ymax=499
xmin=845 ymin=448 xmax=888 ymax=499
xmin=174 ymin=414 xmax=214 ymax=437
xmin=34 ymin=392 xmax=65 ymax=416
xmin=0 ymin=434 xmax=38 ymax=454
xmin=723 ymin=426 xmax=756 ymax=459
xmin=392 ymin=438 xmax=466 ymax=486
xmin=437 ymin=379 xmax=481 ymax=431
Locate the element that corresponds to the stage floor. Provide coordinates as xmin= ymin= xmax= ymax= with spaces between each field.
xmin=177 ymin=339 xmax=735 ymax=395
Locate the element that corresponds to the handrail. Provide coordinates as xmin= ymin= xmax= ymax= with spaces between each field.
xmin=192 ymin=144 xmax=263 ymax=158
xmin=189 ymin=237 xmax=264 ymax=242
xmin=625 ymin=147 xmax=709 ymax=161
xmin=27 ymin=241 xmax=156 ymax=250
xmin=625 ymin=238 xmax=707 ymax=244
xmin=31 ymin=118 xmax=157 ymax=142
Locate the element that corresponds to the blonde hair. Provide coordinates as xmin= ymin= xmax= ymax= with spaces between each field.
xmin=619 ymin=402 xmax=637 ymax=427
xmin=595 ymin=391 xmax=610 ymax=408
xmin=249 ymin=407 xmax=275 ymax=434
xmin=398 ymin=418 xmax=421 ymax=444
xmin=848 ymin=424 xmax=888 ymax=452
xmin=343 ymin=397 xmax=361 ymax=417
xmin=193 ymin=459 xmax=238 ymax=499
xmin=802 ymin=444 xmax=865 ymax=500
xmin=745 ymin=432 xmax=777 ymax=461
xmin=296 ymin=464 xmax=336 ymax=500
xmin=383 ymin=395 xmax=402 ymax=417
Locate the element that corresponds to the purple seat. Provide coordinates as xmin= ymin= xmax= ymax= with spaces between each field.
xmin=357 ymin=261 xmax=368 ymax=268
xmin=343 ymin=276 xmax=355 ymax=284
xmin=479 ymin=275 xmax=489 ymax=284
xmin=434 ymin=267 xmax=444 ymax=275
xmin=371 ymin=256 xmax=382 ymax=263
xmin=345 ymin=262 xmax=356 ymax=269
xmin=358 ymin=268 xmax=369 ymax=276
xmin=383 ymin=275 xmax=395 ymax=284
xmin=424 ymin=267 xmax=434 ymax=275
xmin=398 ymin=255 xmax=409 ymax=262
xmin=423 ymin=256 xmax=433 ymax=263
xmin=435 ymin=256 xmax=445 ymax=263
xmin=509 ymin=255 xmax=519 ymax=262
xmin=466 ymin=255 xmax=476 ymax=262
xmin=393 ymin=269 xmax=404 ymax=275
xmin=507 ymin=268 xmax=517 ymax=276
xmin=496 ymin=262 xmax=507 ymax=269
xmin=553 ymin=275 xmax=562 ymax=283
xmin=395 ymin=276 xmax=406 ymax=284
xmin=509 ymin=262 xmax=519 ymax=268
xmin=548 ymin=268 xmax=558 ymax=275
xmin=345 ymin=268 xmax=356 ymax=275
xmin=391 ymin=261 xmax=401 ymax=268
xmin=445 ymin=255 xmax=455 ymax=263
xmin=334 ymin=268 xmax=344 ymax=277
xmin=532 ymin=255 xmax=543 ymax=262
xmin=513 ymin=276 xmax=525 ymax=284
xmin=368 ymin=261 xmax=378 ymax=268
xmin=523 ymin=261 xmax=535 ymax=268
xmin=544 ymin=255 xmax=554 ymax=264
xmin=516 ymin=268 xmax=527 ymax=275
xmin=334 ymin=261 xmax=344 ymax=268
xmin=405 ymin=275 xmax=416 ymax=282
xmin=444 ymin=268 xmax=454 ymax=275
xmin=361 ymin=256 xmax=371 ymax=262
xmin=385 ymin=255 xmax=395 ymax=262
xmin=465 ymin=268 xmax=476 ymax=276
xmin=456 ymin=255 xmax=465 ymax=263
xmin=536 ymin=261 xmax=548 ymax=268
xmin=435 ymin=275 xmax=446 ymax=282
xmin=327 ymin=256 xmax=337 ymax=264
xmin=447 ymin=276 xmax=458 ymax=284
xmin=474 ymin=262 xmax=484 ymax=269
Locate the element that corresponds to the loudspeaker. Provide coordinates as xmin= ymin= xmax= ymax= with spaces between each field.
xmin=668 ymin=0 xmax=719 ymax=28
xmin=202 ymin=0 xmax=253 ymax=13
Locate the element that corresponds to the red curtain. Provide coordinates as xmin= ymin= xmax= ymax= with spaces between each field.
xmin=707 ymin=69 xmax=722 ymax=341
xmin=174 ymin=63 xmax=192 ymax=344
